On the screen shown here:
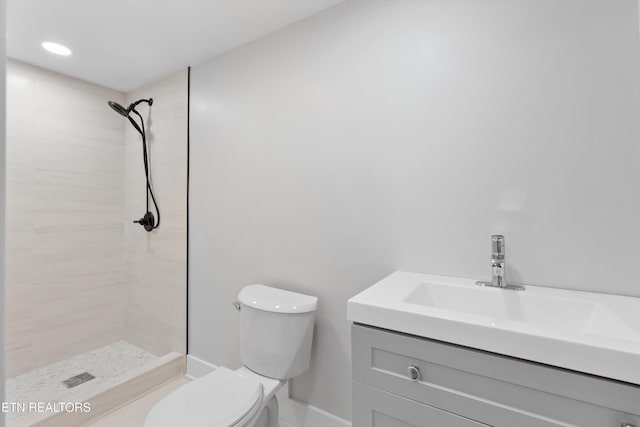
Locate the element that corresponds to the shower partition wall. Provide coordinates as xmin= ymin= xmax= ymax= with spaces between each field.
xmin=123 ymin=69 xmax=188 ymax=358
xmin=4 ymin=59 xmax=188 ymax=427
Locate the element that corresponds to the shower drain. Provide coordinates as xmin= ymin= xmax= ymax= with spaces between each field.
xmin=62 ymin=372 xmax=95 ymax=389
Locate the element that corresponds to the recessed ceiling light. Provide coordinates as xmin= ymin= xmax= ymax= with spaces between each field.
xmin=41 ymin=41 xmax=72 ymax=56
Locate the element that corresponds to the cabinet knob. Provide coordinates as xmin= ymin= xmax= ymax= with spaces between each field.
xmin=407 ymin=365 xmax=421 ymax=381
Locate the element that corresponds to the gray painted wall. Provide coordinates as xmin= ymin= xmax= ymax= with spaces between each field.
xmin=189 ymin=0 xmax=640 ymax=420
xmin=1 ymin=0 xmax=5 ymax=423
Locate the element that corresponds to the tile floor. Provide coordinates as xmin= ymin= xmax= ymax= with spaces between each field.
xmin=85 ymin=377 xmax=190 ymax=426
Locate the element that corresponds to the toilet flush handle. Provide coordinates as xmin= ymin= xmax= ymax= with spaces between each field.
xmin=232 ymin=301 xmax=241 ymax=311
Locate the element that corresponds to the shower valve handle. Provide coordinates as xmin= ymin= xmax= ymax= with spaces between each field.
xmin=134 ymin=211 xmax=155 ymax=232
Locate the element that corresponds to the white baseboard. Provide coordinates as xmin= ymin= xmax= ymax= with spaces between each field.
xmin=277 ymin=390 xmax=351 ymax=427
xmin=186 ymin=354 xmax=351 ymax=427
xmin=186 ymin=354 xmax=216 ymax=379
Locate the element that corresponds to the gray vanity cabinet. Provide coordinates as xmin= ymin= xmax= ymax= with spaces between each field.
xmin=352 ymin=324 xmax=640 ymax=427
xmin=353 ymin=381 xmax=488 ymax=427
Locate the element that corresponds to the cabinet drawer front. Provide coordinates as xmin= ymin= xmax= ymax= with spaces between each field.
xmin=353 ymin=381 xmax=488 ymax=427
xmin=352 ymin=324 xmax=640 ymax=427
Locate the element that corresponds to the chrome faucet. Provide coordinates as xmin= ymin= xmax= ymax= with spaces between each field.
xmin=476 ymin=235 xmax=525 ymax=291
xmin=490 ymin=235 xmax=506 ymax=287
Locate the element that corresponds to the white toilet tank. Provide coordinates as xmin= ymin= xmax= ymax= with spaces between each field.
xmin=238 ymin=285 xmax=317 ymax=380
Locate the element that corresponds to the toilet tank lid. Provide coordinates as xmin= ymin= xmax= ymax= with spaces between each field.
xmin=238 ymin=285 xmax=318 ymax=314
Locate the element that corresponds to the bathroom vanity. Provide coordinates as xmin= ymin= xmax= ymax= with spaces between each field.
xmin=347 ymin=272 xmax=640 ymax=427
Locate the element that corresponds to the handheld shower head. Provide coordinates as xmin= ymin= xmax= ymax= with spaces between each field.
xmin=106 ymin=96 xmax=159 ymax=232
xmin=107 ymin=98 xmax=153 ymax=117
xmin=108 ymin=101 xmax=130 ymax=117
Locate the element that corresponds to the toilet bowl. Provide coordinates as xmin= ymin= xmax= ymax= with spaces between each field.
xmin=145 ymin=285 xmax=317 ymax=427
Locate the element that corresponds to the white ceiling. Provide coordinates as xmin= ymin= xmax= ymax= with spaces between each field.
xmin=7 ymin=0 xmax=344 ymax=92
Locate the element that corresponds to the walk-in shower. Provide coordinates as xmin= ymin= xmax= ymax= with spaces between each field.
xmin=5 ymin=59 xmax=187 ymax=426
xmin=108 ymin=98 xmax=161 ymax=231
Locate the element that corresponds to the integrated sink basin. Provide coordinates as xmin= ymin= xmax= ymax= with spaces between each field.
xmin=347 ymin=271 xmax=640 ymax=385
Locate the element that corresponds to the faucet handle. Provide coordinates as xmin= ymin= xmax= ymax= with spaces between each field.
xmin=491 ymin=235 xmax=505 ymax=258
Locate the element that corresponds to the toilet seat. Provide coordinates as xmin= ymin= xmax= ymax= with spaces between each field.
xmin=144 ymin=367 xmax=263 ymax=427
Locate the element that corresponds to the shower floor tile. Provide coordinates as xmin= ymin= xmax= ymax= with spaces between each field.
xmin=5 ymin=341 xmax=180 ymax=426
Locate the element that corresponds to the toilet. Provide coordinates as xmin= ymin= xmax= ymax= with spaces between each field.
xmin=144 ymin=285 xmax=318 ymax=427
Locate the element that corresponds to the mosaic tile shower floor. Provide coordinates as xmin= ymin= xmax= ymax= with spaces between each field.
xmin=6 ymin=341 xmax=177 ymax=426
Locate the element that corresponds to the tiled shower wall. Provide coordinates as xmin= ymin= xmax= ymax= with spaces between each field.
xmin=123 ymin=69 xmax=188 ymax=356
xmin=5 ymin=60 xmax=188 ymax=377
xmin=5 ymin=60 xmax=126 ymax=377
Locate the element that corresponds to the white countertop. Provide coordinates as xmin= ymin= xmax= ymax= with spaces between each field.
xmin=347 ymin=271 xmax=640 ymax=385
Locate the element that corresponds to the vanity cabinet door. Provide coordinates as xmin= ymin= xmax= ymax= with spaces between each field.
xmin=353 ymin=381 xmax=488 ymax=427
xmin=352 ymin=324 xmax=640 ymax=427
